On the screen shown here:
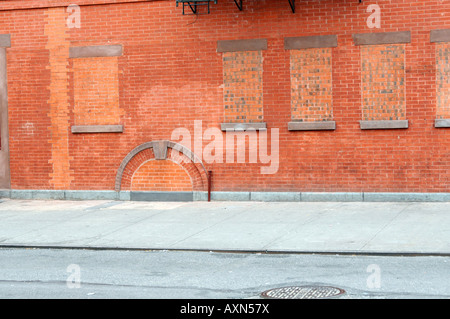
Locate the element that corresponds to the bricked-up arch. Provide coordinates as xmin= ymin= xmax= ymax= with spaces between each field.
xmin=131 ymin=159 xmax=193 ymax=191
xmin=115 ymin=141 xmax=208 ymax=192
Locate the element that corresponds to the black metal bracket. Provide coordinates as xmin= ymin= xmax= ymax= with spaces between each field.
xmin=288 ymin=0 xmax=295 ymax=13
xmin=175 ymin=0 xmax=363 ymax=15
xmin=234 ymin=0 xmax=243 ymax=11
xmin=176 ymin=0 xmax=217 ymax=15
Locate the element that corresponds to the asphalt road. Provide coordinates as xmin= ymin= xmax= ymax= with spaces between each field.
xmin=0 ymin=247 xmax=448 ymax=300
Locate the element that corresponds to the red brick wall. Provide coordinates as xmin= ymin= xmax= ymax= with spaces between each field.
xmin=45 ymin=7 xmax=74 ymax=190
xmin=1 ymin=0 xmax=449 ymax=193
xmin=3 ymin=8 xmax=52 ymax=190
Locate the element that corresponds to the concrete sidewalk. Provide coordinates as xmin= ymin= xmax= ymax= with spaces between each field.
xmin=0 ymin=199 xmax=449 ymax=255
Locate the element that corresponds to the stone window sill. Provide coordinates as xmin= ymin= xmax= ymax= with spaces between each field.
xmin=288 ymin=121 xmax=336 ymax=131
xmin=435 ymin=119 xmax=450 ymax=128
xmin=360 ymin=120 xmax=409 ymax=130
xmin=220 ymin=123 xmax=267 ymax=132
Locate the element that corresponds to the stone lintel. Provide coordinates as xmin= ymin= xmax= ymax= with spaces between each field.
xmin=217 ymin=39 xmax=267 ymax=53
xmin=353 ymin=31 xmax=411 ymax=46
xmin=69 ymin=45 xmax=123 ymax=58
xmin=285 ymin=35 xmax=337 ymax=49
xmin=71 ymin=125 xmax=123 ymax=133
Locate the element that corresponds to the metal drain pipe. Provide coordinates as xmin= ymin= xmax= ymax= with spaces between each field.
xmin=208 ymin=171 xmax=212 ymax=202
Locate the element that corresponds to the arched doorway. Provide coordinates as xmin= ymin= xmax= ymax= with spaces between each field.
xmin=115 ymin=140 xmax=208 ymax=201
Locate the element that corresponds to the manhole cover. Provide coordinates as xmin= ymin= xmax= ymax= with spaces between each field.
xmin=261 ymin=286 xmax=346 ymax=299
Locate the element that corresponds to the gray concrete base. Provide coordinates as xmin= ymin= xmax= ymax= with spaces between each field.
xmin=193 ymin=192 xmax=208 ymax=201
xmin=205 ymin=191 xmax=450 ymax=202
xmin=301 ymin=192 xmax=363 ymax=202
xmin=363 ymin=192 xmax=450 ymax=202
xmin=211 ymin=191 xmax=250 ymax=201
xmin=251 ymin=192 xmax=301 ymax=202
xmin=1 ymin=190 xmax=128 ymax=201
xmin=130 ymin=191 xmax=193 ymax=202
xmin=0 ymin=190 xmax=449 ymax=202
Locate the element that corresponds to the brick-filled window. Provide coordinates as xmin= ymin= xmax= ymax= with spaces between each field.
xmin=353 ymin=31 xmax=410 ymax=130
xmin=72 ymin=56 xmax=122 ymax=125
xmin=69 ymin=45 xmax=124 ymax=133
xmin=289 ymin=48 xmax=334 ymax=129
xmin=431 ymin=29 xmax=450 ymax=128
xmin=218 ymin=39 xmax=267 ymax=131
xmin=223 ymin=50 xmax=263 ymax=124
xmin=361 ymin=45 xmax=406 ymax=121
xmin=435 ymin=42 xmax=450 ymax=120
xmin=285 ymin=35 xmax=337 ymax=131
